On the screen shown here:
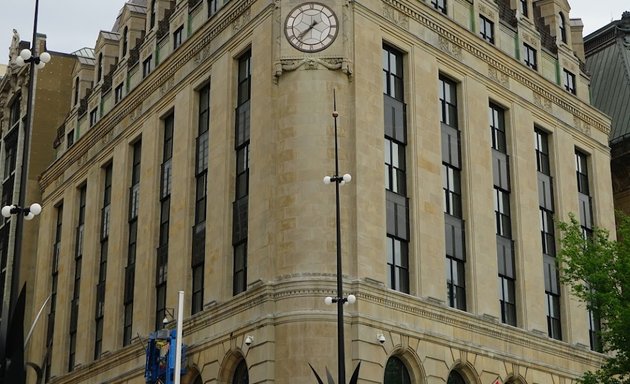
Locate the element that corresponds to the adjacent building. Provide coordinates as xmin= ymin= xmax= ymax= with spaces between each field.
xmin=584 ymin=11 xmax=630 ymax=215
xmin=0 ymin=32 xmax=78 ymax=378
xmin=16 ymin=0 xmax=615 ymax=383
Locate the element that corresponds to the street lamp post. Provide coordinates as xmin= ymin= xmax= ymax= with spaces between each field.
xmin=0 ymin=0 xmax=49 ymax=380
xmin=313 ymin=90 xmax=360 ymax=384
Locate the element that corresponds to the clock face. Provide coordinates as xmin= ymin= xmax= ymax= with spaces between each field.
xmin=285 ymin=3 xmax=338 ymax=52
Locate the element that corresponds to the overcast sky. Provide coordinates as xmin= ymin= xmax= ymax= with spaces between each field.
xmin=1 ymin=0 xmax=628 ymax=66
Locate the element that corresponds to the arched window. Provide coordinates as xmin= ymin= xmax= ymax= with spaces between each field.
xmin=559 ymin=13 xmax=567 ymax=43
xmin=384 ymin=356 xmax=412 ymax=384
xmin=447 ymin=371 xmax=467 ymax=384
xmin=232 ymin=359 xmax=249 ymax=384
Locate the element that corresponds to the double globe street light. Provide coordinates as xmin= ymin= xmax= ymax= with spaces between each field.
xmin=14 ymin=48 xmax=51 ymax=69
xmin=1 ymin=203 xmax=42 ymax=221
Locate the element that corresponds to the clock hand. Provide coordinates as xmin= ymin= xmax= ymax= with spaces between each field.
xmin=297 ymin=20 xmax=319 ymax=40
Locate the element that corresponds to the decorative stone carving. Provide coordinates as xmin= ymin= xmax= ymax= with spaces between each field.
xmin=233 ymin=8 xmax=251 ymax=32
xmin=533 ymin=93 xmax=552 ymax=112
xmin=488 ymin=66 xmax=509 ymax=87
xmin=522 ymin=32 xmax=538 ymax=47
xmin=573 ymin=116 xmax=591 ymax=137
xmin=383 ymin=4 xmax=409 ymax=30
xmin=273 ymin=57 xmax=351 ymax=83
xmin=9 ymin=29 xmax=20 ymax=62
xmin=438 ymin=36 xmax=462 ymax=61
xmin=159 ymin=77 xmax=175 ymax=96
xmin=194 ymin=45 xmax=212 ymax=64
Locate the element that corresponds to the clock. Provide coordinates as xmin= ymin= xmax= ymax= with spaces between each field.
xmin=285 ymin=2 xmax=338 ymax=52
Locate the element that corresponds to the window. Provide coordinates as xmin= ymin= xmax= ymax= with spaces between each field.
xmin=233 ymin=51 xmax=251 ymax=296
xmin=143 ymin=55 xmax=153 ymax=78
xmin=431 ymin=0 xmax=446 ymax=14
xmin=479 ymin=15 xmax=494 ymax=44
xmin=383 ymin=44 xmax=409 ymax=294
xmin=173 ymin=26 xmax=184 ymax=49
xmin=97 ymin=52 xmax=103 ymax=82
xmin=232 ymin=359 xmax=249 ymax=384
xmin=122 ymin=26 xmax=129 ymax=57
xmin=115 ymin=83 xmax=124 ymax=103
xmin=519 ymin=0 xmax=528 ymax=17
xmin=575 ymin=150 xmax=600 ymax=350
xmin=563 ymin=69 xmax=576 ymax=95
xmin=535 ymin=129 xmax=561 ymax=340
xmin=94 ymin=165 xmax=112 ymax=360
xmin=384 ymin=356 xmax=411 ymax=384
xmin=523 ymin=44 xmax=537 ymax=70
xmin=440 ymin=76 xmax=466 ymax=311
xmin=208 ymin=0 xmax=219 ymax=17
xmin=192 ymin=84 xmax=210 ymax=315
xmin=3 ymin=131 xmax=17 ymax=178
xmin=448 ymin=371 xmax=467 ymax=384
xmin=150 ymin=0 xmax=157 ymax=28
xmin=9 ymin=96 xmax=20 ymax=129
xmin=490 ymin=103 xmax=516 ymax=326
xmin=45 ymin=203 xmax=63 ymax=381
xmin=156 ymin=114 xmax=174 ymax=330
xmin=67 ymin=129 xmax=75 ymax=149
xmin=73 ymin=77 xmax=80 ymax=106
xmin=69 ymin=185 xmax=87 ymax=371
xmin=90 ymin=107 xmax=98 ymax=127
xmin=123 ymin=140 xmax=141 ymax=346
xmin=559 ymin=13 xmax=567 ymax=43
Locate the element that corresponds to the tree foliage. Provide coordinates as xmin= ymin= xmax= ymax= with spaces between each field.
xmin=558 ymin=213 xmax=630 ymax=384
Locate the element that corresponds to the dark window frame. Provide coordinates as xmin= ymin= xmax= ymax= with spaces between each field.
xmin=173 ymin=25 xmax=184 ymax=50
xmin=431 ymin=0 xmax=447 ymax=14
xmin=563 ymin=69 xmax=576 ymax=95
xmin=479 ymin=15 xmax=495 ymax=44
xmin=523 ymin=43 xmax=537 ymax=70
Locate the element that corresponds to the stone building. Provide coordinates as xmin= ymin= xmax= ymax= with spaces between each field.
xmin=23 ymin=0 xmax=614 ymax=383
xmin=584 ymin=11 xmax=630 ymax=215
xmin=0 ymin=32 xmax=77 ymax=378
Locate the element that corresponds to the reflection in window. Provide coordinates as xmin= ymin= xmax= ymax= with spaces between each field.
xmin=233 ymin=359 xmax=249 ymax=384
xmin=384 ymin=356 xmax=411 ymax=384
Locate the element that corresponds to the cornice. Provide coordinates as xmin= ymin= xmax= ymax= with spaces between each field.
xmin=39 ymin=0 xmax=259 ymax=192
xmin=377 ymin=0 xmax=610 ymax=136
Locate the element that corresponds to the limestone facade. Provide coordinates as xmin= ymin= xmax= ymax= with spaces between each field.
xmin=24 ymin=0 xmax=614 ymax=383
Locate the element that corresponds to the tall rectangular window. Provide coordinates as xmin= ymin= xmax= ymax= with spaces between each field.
xmin=523 ymin=44 xmax=538 ymax=70
xmin=156 ymin=115 xmax=174 ymax=330
xmin=90 ymin=107 xmax=98 ymax=127
xmin=173 ymin=26 xmax=184 ymax=49
xmin=575 ymin=150 xmax=601 ymax=351
xmin=143 ymin=56 xmax=153 ymax=78
xmin=440 ymin=76 xmax=466 ymax=311
xmin=45 ymin=203 xmax=63 ymax=381
xmin=9 ymin=96 xmax=20 ymax=129
xmin=115 ymin=83 xmax=124 ymax=104
xmin=479 ymin=15 xmax=495 ymax=44
xmin=123 ymin=140 xmax=141 ymax=346
xmin=94 ymin=164 xmax=112 ymax=360
xmin=383 ymin=44 xmax=409 ymax=293
xmin=490 ymin=104 xmax=516 ymax=326
xmin=192 ymin=84 xmax=210 ymax=315
xmin=563 ymin=69 xmax=576 ymax=95
xmin=232 ymin=52 xmax=251 ymax=296
xmin=519 ymin=0 xmax=528 ymax=17
xmin=431 ymin=0 xmax=446 ymax=14
xmin=535 ymin=128 xmax=561 ymax=340
xmin=69 ymin=185 xmax=86 ymax=371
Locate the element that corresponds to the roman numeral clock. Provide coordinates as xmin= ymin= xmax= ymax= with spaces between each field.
xmin=284 ymin=2 xmax=339 ymax=52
